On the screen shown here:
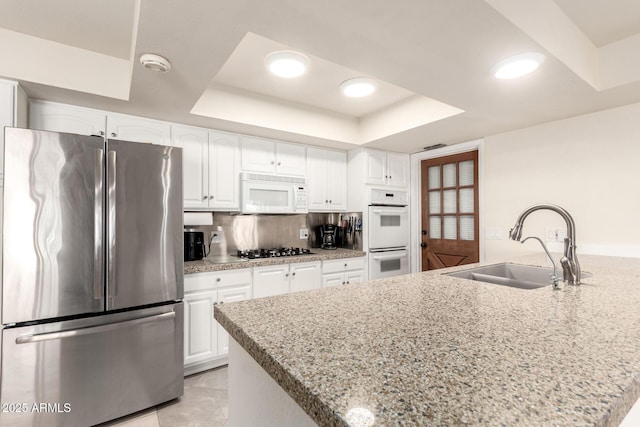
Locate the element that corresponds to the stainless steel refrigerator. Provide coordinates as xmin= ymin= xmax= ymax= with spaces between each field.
xmin=0 ymin=128 xmax=184 ymax=427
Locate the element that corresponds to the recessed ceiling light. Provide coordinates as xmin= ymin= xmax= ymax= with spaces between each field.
xmin=265 ymin=51 xmax=309 ymax=78
xmin=139 ymin=54 xmax=171 ymax=73
xmin=340 ymin=77 xmax=376 ymax=97
xmin=493 ymin=53 xmax=545 ymax=79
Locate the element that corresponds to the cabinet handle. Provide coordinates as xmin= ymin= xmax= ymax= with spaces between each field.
xmin=99 ymin=131 xmax=105 ymax=136
xmin=389 ymin=175 xmax=392 ymax=179
xmin=209 ymin=195 xmax=214 ymax=200
xmin=111 ymin=132 xmax=117 ymax=138
xmin=344 ymin=263 xmax=347 ymax=267
xmin=203 ymin=195 xmax=208 ymax=200
xmin=216 ymin=278 xmax=221 ymax=282
xmin=342 ymin=281 xmax=345 ymax=285
xmin=292 ymin=272 xmax=296 ymax=276
xmin=346 ymin=281 xmax=350 ymax=284
xmin=271 ymin=160 xmax=275 ymax=165
xmin=329 ymin=200 xmax=332 ymax=203
xmin=325 ymin=200 xmax=329 ymax=203
xmin=277 ymin=162 xmax=281 ymax=166
xmin=285 ymin=273 xmax=289 ymax=277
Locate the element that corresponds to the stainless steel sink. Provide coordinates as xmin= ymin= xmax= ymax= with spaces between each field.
xmin=445 ymin=263 xmax=592 ymax=290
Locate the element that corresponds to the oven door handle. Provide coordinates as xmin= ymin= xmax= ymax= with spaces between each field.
xmin=371 ymin=209 xmax=407 ymax=215
xmin=372 ymin=251 xmax=408 ymax=261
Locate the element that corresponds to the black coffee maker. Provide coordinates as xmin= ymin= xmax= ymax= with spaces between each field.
xmin=317 ymin=224 xmax=338 ymax=250
xmin=184 ymin=230 xmax=205 ymax=261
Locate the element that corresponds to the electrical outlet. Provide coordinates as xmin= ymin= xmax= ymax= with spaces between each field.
xmin=545 ymin=227 xmax=566 ymax=243
xmin=299 ymin=228 xmax=309 ymax=239
xmin=212 ymin=230 xmax=225 ymax=243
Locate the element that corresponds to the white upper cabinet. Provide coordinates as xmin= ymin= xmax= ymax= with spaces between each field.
xmin=173 ymin=125 xmax=209 ymax=209
xmin=175 ymin=125 xmax=240 ymax=211
xmin=241 ymin=136 xmax=306 ymax=177
xmin=241 ymin=136 xmax=275 ymax=173
xmin=30 ymin=101 xmax=105 ymax=137
xmin=107 ymin=113 xmax=171 ymax=145
xmin=386 ymin=152 xmax=410 ymax=187
xmin=208 ymin=131 xmax=240 ymax=210
xmin=365 ymin=148 xmax=387 ymax=186
xmin=275 ymin=142 xmax=306 ymax=176
xmin=29 ymin=101 xmax=172 ymax=146
xmin=364 ymin=148 xmax=409 ymax=188
xmin=307 ymin=147 xmax=346 ymax=211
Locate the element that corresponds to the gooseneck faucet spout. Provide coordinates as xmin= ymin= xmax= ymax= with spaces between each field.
xmin=509 ymin=204 xmax=581 ymax=285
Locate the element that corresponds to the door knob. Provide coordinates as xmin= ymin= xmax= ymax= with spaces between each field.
xmin=422 ymin=230 xmax=427 ymax=235
xmin=420 ymin=242 xmax=427 ymax=248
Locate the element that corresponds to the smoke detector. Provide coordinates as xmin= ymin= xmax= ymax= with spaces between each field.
xmin=139 ymin=54 xmax=171 ymax=73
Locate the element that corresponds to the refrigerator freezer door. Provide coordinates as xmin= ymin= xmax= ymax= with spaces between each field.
xmin=106 ymin=140 xmax=183 ymax=310
xmin=0 ymin=303 xmax=184 ymax=427
xmin=2 ymin=128 xmax=105 ymax=324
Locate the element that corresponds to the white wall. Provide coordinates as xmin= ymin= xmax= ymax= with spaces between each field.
xmin=482 ymin=101 xmax=640 ymax=261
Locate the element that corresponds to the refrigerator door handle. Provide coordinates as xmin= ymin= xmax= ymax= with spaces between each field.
xmin=107 ymin=150 xmax=117 ymax=301
xmin=15 ymin=311 xmax=176 ymax=344
xmin=94 ymin=149 xmax=104 ymax=300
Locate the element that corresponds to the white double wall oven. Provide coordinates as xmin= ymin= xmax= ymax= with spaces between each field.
xmin=368 ymin=189 xmax=410 ymax=280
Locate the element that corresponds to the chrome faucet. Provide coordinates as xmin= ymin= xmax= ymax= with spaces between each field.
xmin=509 ymin=204 xmax=581 ymax=285
xmin=521 ymin=236 xmax=560 ymax=289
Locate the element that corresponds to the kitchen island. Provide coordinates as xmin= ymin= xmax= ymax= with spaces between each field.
xmin=214 ymin=254 xmax=640 ymax=426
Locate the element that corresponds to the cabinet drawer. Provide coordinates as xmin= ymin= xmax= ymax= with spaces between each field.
xmin=322 ymin=257 xmax=366 ymax=274
xmin=185 ymin=269 xmax=251 ymax=293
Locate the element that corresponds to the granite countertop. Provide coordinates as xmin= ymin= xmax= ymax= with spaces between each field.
xmin=184 ymin=248 xmax=367 ymax=274
xmin=214 ymin=254 xmax=640 ymax=426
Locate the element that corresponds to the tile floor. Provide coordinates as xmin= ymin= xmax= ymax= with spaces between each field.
xmin=99 ymin=366 xmax=229 ymax=427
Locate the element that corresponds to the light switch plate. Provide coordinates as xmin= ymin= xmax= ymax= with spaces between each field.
xmin=485 ymin=227 xmax=503 ymax=240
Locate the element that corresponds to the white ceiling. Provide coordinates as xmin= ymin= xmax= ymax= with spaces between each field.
xmin=554 ymin=0 xmax=640 ymax=46
xmin=1 ymin=0 xmax=639 ymax=153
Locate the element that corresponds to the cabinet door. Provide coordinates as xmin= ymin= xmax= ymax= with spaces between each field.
xmin=322 ymin=272 xmax=345 ymax=288
xmin=365 ymin=148 xmax=387 ymax=185
xmin=107 ymin=113 xmax=171 ymax=146
xmin=253 ymin=265 xmax=289 ymax=298
xmin=306 ymin=147 xmax=328 ymax=211
xmin=345 ymin=270 xmax=366 ymax=285
xmin=29 ymin=101 xmax=106 ymax=136
xmin=386 ymin=152 xmax=410 ymax=187
xmin=174 ymin=125 xmax=209 ymax=209
xmin=276 ymin=142 xmax=306 ymax=176
xmin=216 ymin=285 xmax=251 ymax=355
xmin=209 ymin=131 xmax=240 ymax=210
xmin=326 ymin=149 xmax=347 ymax=210
xmin=290 ymin=262 xmax=322 ymax=293
xmin=184 ymin=290 xmax=218 ymax=365
xmin=241 ymin=136 xmax=275 ymax=173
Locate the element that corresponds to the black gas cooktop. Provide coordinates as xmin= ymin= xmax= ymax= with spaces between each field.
xmin=236 ymin=247 xmax=314 ymax=259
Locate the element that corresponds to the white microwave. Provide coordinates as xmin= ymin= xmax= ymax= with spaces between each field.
xmin=240 ymin=173 xmax=308 ymax=214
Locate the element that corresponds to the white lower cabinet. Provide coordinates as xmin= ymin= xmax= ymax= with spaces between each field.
xmin=321 ymin=257 xmax=366 ymax=288
xmin=253 ymin=261 xmax=321 ymax=298
xmin=183 ymin=269 xmax=251 ymax=375
xmin=290 ymin=262 xmax=322 ymax=293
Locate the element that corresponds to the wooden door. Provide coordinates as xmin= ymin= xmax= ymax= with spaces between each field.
xmin=420 ymin=151 xmax=479 ymax=270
